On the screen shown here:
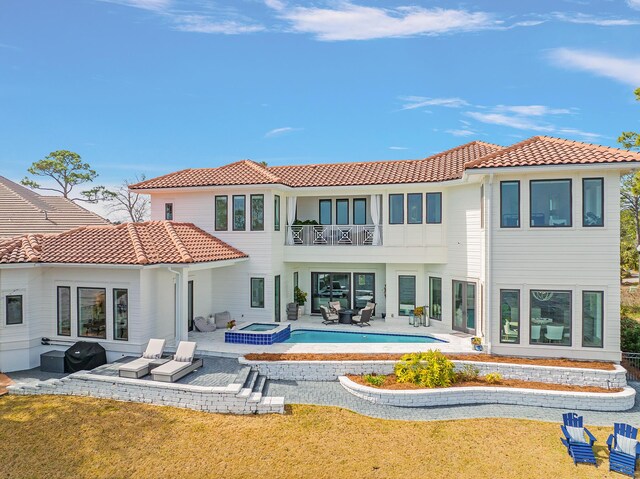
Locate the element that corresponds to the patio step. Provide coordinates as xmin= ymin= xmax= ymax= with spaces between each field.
xmin=237 ymin=369 xmax=259 ymax=399
xmin=247 ymin=375 xmax=267 ymax=403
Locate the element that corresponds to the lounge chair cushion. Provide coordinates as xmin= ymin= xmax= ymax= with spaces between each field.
xmin=214 ymin=311 xmax=232 ymax=328
xmin=141 ymin=338 xmax=165 ymax=359
xmin=615 ymin=434 xmax=638 ymax=456
xmin=173 ymin=341 xmax=197 ymax=361
xmin=566 ymin=426 xmax=587 ymax=444
xmin=119 ymin=357 xmax=152 ymax=372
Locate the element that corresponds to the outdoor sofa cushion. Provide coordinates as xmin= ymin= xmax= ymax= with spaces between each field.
xmin=193 ymin=316 xmax=216 ymax=332
xmin=214 ymin=311 xmax=232 ymax=328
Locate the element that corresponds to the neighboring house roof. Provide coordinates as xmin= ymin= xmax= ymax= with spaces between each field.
xmin=131 ymin=136 xmax=640 ymax=191
xmin=465 ymin=136 xmax=640 ymax=170
xmin=130 ymin=141 xmax=503 ymax=190
xmin=0 ymin=221 xmax=248 ymax=265
xmin=0 ymin=176 xmax=109 ymax=239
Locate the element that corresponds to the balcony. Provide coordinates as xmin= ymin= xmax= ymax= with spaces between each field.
xmin=285 ymin=224 xmax=382 ymax=246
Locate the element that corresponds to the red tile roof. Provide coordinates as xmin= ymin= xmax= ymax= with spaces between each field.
xmin=465 ymin=136 xmax=640 ymax=170
xmin=0 ymin=221 xmax=248 ymax=266
xmin=130 ymin=141 xmax=503 ymax=190
xmin=130 ymin=136 xmax=640 ymax=191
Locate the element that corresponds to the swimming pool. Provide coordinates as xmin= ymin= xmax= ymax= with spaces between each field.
xmin=283 ymin=329 xmax=445 ymax=344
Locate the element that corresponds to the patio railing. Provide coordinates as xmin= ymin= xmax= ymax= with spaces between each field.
xmin=285 ymin=224 xmax=382 ymax=246
xmin=622 ymin=352 xmax=640 ymax=382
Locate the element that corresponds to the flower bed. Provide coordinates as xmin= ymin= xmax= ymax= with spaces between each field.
xmin=346 ymin=374 xmax=622 ymax=393
xmin=338 ymin=376 xmax=636 ymax=411
xmin=244 ymin=353 xmax=615 ymax=370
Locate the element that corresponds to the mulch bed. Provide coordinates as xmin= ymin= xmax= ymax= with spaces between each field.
xmin=244 ymin=353 xmax=616 ymax=370
xmin=346 ymin=374 xmax=622 ymax=393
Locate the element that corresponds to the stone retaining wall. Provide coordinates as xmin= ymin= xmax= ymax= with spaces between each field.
xmin=339 ymin=376 xmax=636 ymax=411
xmin=240 ymin=358 xmax=627 ymax=388
xmin=8 ymin=371 xmax=284 ymax=415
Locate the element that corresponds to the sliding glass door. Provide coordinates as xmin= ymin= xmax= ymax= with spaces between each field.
xmin=353 ymin=273 xmax=375 ymax=311
xmin=453 ymin=280 xmax=476 ymax=333
xmin=311 ymin=272 xmax=351 ymax=313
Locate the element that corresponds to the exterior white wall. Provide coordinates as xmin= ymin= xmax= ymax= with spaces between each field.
xmin=487 ymin=168 xmax=621 ymax=361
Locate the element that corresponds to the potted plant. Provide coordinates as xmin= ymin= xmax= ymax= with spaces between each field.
xmin=294 ymin=286 xmax=307 ymax=317
xmin=226 ymin=319 xmax=236 ymax=330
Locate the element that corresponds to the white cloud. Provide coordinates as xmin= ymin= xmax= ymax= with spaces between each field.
xmin=98 ymin=0 xmax=171 ymax=12
xmin=446 ymin=129 xmax=475 ymax=137
xmin=466 ymin=112 xmax=552 ymax=132
xmin=494 ymin=105 xmax=573 ymax=116
xmin=264 ymin=127 xmax=302 ymax=138
xmin=388 ymin=146 xmax=409 ymax=150
xmin=548 ymin=48 xmax=640 ymax=86
xmin=174 ymin=15 xmax=264 ymax=34
xmin=97 ymin=0 xmax=264 ymax=35
xmin=400 ymin=96 xmax=470 ymax=110
xmin=552 ymin=12 xmax=640 ymax=26
xmin=629 ymin=0 xmax=640 ymax=11
xmin=267 ymin=2 xmax=498 ymax=41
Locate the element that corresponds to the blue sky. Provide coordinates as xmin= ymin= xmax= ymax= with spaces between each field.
xmin=1 ymin=0 xmax=640 ymax=194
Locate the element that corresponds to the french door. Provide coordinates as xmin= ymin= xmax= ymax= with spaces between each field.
xmin=311 ymin=272 xmax=351 ymax=313
xmin=452 ymin=280 xmax=476 ymax=334
xmin=187 ymin=280 xmax=194 ymax=332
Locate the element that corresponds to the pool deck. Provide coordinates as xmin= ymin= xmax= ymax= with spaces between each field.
xmin=189 ymin=315 xmax=476 ymax=356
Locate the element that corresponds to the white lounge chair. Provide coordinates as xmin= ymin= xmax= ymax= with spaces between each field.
xmin=118 ymin=338 xmax=166 ymax=379
xmin=151 ymin=341 xmax=203 ymax=383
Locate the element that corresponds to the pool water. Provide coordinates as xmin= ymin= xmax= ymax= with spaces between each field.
xmin=241 ymin=323 xmax=279 ymax=332
xmin=283 ymin=329 xmax=445 ymax=344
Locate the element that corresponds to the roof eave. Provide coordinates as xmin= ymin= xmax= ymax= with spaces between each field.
xmin=464 ymin=161 xmax=640 ymax=176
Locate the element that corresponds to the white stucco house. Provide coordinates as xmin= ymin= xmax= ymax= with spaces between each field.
xmin=2 ymin=135 xmax=639 ymax=372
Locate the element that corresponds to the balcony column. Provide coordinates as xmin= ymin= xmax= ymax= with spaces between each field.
xmin=371 ymin=194 xmax=382 ymax=245
xmin=286 ymin=196 xmax=297 ymax=245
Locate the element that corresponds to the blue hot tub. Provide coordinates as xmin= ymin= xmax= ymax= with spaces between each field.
xmin=225 ymin=323 xmax=291 ymax=345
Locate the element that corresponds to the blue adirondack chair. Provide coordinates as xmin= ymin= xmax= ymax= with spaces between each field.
xmin=560 ymin=412 xmax=597 ymax=466
xmin=607 ymin=423 xmax=640 ymax=477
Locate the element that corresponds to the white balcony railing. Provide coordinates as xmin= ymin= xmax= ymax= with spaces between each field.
xmin=285 ymin=224 xmax=382 ymax=246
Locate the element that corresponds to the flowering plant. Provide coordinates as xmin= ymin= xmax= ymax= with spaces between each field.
xmin=470 ymin=336 xmax=482 ymax=346
xmin=226 ymin=320 xmax=236 ymax=329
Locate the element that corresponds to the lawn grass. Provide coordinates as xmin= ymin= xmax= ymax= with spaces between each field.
xmin=0 ymin=395 xmax=624 ymax=479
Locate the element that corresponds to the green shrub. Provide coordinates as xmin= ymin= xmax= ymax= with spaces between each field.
xmin=394 ymin=350 xmax=456 ymax=388
xmin=485 ymin=372 xmax=503 ymax=384
xmin=363 ymin=374 xmax=386 ymax=387
xmin=621 ymin=316 xmax=640 ymax=352
xmin=456 ymin=364 xmax=480 ymax=382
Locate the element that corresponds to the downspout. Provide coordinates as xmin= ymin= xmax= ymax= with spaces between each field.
xmin=485 ymin=174 xmax=494 ymax=353
xmin=168 ymin=267 xmax=183 ymax=342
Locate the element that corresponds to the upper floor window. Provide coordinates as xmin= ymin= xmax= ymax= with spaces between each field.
xmin=353 ymin=198 xmax=366 ymax=225
xmin=336 ymin=199 xmax=349 ymax=225
xmin=500 ymin=181 xmax=520 ymax=228
xmin=233 ymin=195 xmax=246 ymax=231
xmin=426 ymin=192 xmax=442 ymax=224
xmin=6 ymin=295 xmax=23 ymax=325
xmin=274 ymin=195 xmax=281 ymax=231
xmin=250 ymin=194 xmax=264 ymax=231
xmin=319 ymin=199 xmax=332 ymax=225
xmin=164 ymin=203 xmax=173 ymax=220
xmin=530 ymin=179 xmax=572 ymax=227
xmin=215 ymin=195 xmax=228 ymax=231
xmin=583 ymin=178 xmax=604 ymax=227
xmin=407 ymin=193 xmax=423 ymax=224
xmin=389 ymin=194 xmax=404 ymax=224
